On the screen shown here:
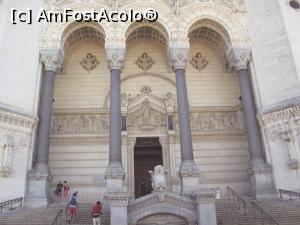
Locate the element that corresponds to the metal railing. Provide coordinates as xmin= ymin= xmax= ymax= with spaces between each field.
xmin=226 ymin=186 xmax=246 ymax=210
xmin=51 ymin=209 xmax=63 ymax=225
xmin=251 ymin=201 xmax=279 ymax=225
xmin=279 ymin=189 xmax=300 ymax=200
xmin=0 ymin=197 xmax=23 ymax=213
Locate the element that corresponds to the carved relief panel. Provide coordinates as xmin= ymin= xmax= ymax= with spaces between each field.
xmin=51 ymin=113 xmax=109 ymax=134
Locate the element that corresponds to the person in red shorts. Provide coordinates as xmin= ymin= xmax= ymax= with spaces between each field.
xmin=92 ymin=201 xmax=102 ymax=225
xmin=68 ymin=192 xmax=78 ymax=224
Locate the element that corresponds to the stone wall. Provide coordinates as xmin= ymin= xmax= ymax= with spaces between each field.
xmin=0 ymin=108 xmax=36 ymax=202
xmin=245 ymin=0 xmax=300 ymax=191
xmin=0 ymin=0 xmax=43 ymax=115
xmin=49 ymin=37 xmax=249 ymax=196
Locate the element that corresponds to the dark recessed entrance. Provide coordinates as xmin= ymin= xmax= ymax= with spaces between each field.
xmin=134 ymin=137 xmax=163 ymax=198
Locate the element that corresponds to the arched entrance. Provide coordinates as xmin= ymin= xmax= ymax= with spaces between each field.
xmin=128 ymin=192 xmax=196 ymax=225
xmin=137 ymin=213 xmax=187 ymax=225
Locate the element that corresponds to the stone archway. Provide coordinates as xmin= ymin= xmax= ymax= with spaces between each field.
xmin=128 ymin=192 xmax=197 ymax=225
xmin=137 ymin=213 xmax=187 ymax=225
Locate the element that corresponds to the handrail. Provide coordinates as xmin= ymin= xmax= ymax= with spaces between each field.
xmin=51 ymin=209 xmax=63 ymax=225
xmin=278 ymin=189 xmax=300 ymax=200
xmin=226 ymin=186 xmax=246 ymax=210
xmin=0 ymin=197 xmax=23 ymax=213
xmin=251 ymin=201 xmax=279 ymax=225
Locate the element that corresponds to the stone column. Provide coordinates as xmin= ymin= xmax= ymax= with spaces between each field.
xmin=169 ymin=41 xmax=199 ymax=195
xmin=106 ymin=192 xmax=130 ymax=225
xmin=227 ymin=48 xmax=275 ymax=198
xmin=26 ymin=49 xmax=63 ymax=207
xmin=194 ymin=189 xmax=217 ymax=225
xmin=104 ymin=45 xmax=126 ymax=193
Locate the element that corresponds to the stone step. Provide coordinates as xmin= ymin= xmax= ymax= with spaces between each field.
xmin=216 ymin=198 xmax=300 ymax=225
xmin=0 ymin=203 xmax=111 ymax=225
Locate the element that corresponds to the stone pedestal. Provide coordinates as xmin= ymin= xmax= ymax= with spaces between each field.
xmin=194 ymin=189 xmax=217 ymax=225
xmin=105 ymin=162 xmax=125 ymax=193
xmin=179 ymin=160 xmax=200 ymax=196
xmin=249 ymin=158 xmax=277 ymax=199
xmin=106 ymin=192 xmax=130 ymax=225
xmin=25 ymin=163 xmax=51 ymax=207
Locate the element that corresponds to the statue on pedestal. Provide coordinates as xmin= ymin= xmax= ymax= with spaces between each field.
xmin=0 ymin=134 xmax=14 ymax=177
xmin=149 ymin=165 xmax=168 ymax=192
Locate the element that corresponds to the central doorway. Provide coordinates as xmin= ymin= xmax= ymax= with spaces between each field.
xmin=134 ymin=137 xmax=163 ymax=198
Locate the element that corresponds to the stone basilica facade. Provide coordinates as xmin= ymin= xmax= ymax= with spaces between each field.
xmin=0 ymin=0 xmax=300 ymax=225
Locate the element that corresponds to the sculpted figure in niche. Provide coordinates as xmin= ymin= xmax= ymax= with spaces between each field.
xmin=0 ymin=134 xmax=14 ymax=177
xmin=149 ymin=165 xmax=168 ymax=191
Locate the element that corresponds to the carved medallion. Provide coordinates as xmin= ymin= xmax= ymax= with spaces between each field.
xmin=80 ymin=53 xmax=100 ymax=73
xmin=135 ymin=52 xmax=154 ymax=72
xmin=140 ymin=85 xmax=152 ymax=94
xmin=190 ymin=52 xmax=209 ymax=72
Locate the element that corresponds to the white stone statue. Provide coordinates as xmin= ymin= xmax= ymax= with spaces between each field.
xmin=0 ymin=134 xmax=14 ymax=177
xmin=149 ymin=165 xmax=168 ymax=191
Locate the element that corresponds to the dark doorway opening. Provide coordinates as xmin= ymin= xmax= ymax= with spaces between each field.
xmin=134 ymin=137 xmax=163 ymax=198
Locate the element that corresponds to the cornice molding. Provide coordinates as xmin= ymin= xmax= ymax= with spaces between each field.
xmin=261 ymin=104 xmax=300 ymax=127
xmin=0 ymin=107 xmax=37 ymax=133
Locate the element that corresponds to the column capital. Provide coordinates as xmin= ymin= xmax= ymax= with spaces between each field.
xmin=168 ymin=39 xmax=190 ymax=70
xmin=227 ymin=47 xmax=251 ymax=71
xmin=40 ymin=49 xmax=64 ymax=72
xmin=105 ymin=40 xmax=126 ymax=71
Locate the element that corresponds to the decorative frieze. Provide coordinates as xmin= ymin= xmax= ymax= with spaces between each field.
xmin=51 ymin=113 xmax=109 ymax=134
xmin=261 ymin=104 xmax=300 ymax=126
xmin=0 ymin=108 xmax=36 ymax=133
xmin=186 ymin=111 xmax=243 ymax=132
xmin=51 ymin=109 xmax=243 ymax=136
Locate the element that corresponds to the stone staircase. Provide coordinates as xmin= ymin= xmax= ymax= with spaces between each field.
xmin=216 ymin=198 xmax=300 ymax=225
xmin=2 ymin=195 xmax=300 ymax=225
xmin=0 ymin=202 xmax=110 ymax=225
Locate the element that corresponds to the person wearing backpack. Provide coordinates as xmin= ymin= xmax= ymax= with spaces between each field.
xmin=92 ymin=201 xmax=102 ymax=225
xmin=68 ymin=192 xmax=78 ymax=224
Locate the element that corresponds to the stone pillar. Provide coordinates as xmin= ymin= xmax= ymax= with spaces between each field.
xmin=106 ymin=192 xmax=130 ymax=225
xmin=194 ymin=189 xmax=217 ymax=225
xmin=104 ymin=45 xmax=126 ymax=193
xmin=26 ymin=49 xmax=63 ymax=207
xmin=169 ymin=41 xmax=199 ymax=195
xmin=227 ymin=48 xmax=275 ymax=198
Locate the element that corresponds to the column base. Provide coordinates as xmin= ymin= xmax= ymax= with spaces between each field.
xmin=25 ymin=164 xmax=51 ymax=208
xmin=106 ymin=192 xmax=130 ymax=225
xmin=105 ymin=162 xmax=125 ymax=193
xmin=179 ymin=160 xmax=200 ymax=196
xmin=249 ymin=158 xmax=277 ymax=199
xmin=194 ymin=188 xmax=217 ymax=225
